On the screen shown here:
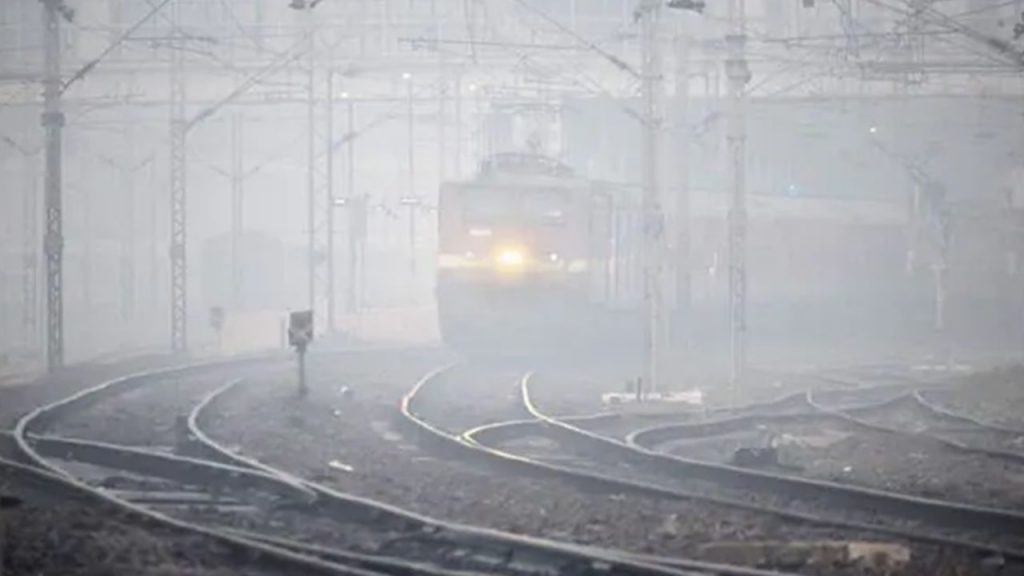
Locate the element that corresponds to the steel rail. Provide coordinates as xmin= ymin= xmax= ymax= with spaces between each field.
xmin=626 ymin=382 xmax=1024 ymax=508
xmin=196 ymin=371 xmax=717 ymax=576
xmin=28 ymin=433 xmax=315 ymax=501
xmin=9 ymin=350 xmax=524 ymax=576
xmin=808 ymin=387 xmax=1024 ymax=466
xmin=606 ymin=391 xmax=1024 ymax=536
xmin=397 ymin=365 xmax=807 ymax=576
xmin=623 ymin=388 xmax=915 ymax=448
xmin=219 ymin=528 xmax=488 ymax=576
xmin=913 ymin=388 xmax=1024 ymax=436
xmin=621 ymin=370 xmax=952 ymax=449
xmin=8 ymin=358 xmax=392 ymax=576
xmin=622 ymin=370 xmax=961 ymax=451
xmin=504 ymin=374 xmax=1024 ymax=560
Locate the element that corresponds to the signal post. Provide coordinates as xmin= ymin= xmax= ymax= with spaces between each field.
xmin=289 ymin=310 xmax=314 ymax=396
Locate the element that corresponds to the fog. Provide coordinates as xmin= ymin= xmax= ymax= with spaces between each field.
xmin=1 ymin=0 xmax=1022 ymax=381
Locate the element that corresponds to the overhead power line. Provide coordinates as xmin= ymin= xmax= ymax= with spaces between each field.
xmin=187 ymin=45 xmax=307 ymax=130
xmin=507 ymin=0 xmax=641 ymax=78
xmin=61 ymin=0 xmax=173 ymax=94
xmin=861 ymin=0 xmax=1024 ymax=68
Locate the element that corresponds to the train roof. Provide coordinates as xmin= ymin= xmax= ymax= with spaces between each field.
xmin=440 ymin=154 xmax=587 ymax=191
xmin=472 ymin=153 xmax=581 ymax=183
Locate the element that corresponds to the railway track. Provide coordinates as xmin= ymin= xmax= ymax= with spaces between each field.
xmin=400 ymin=365 xmax=1024 ymax=571
xmin=5 ymin=353 xmax=728 ymax=576
xmin=913 ymin=388 xmax=1024 ymax=453
xmin=8 ymin=358 xmax=379 ymax=576
xmin=193 ymin=374 xmax=718 ymax=576
xmin=617 ymin=370 xmax=945 ymax=450
xmin=622 ymin=380 xmax=1024 ymax=546
xmin=399 ymin=365 xmax=815 ymax=576
xmin=11 ymin=352 xmax=1018 ymax=575
xmin=626 ymin=376 xmax=1024 ymax=508
xmin=808 ymin=385 xmax=1024 ymax=464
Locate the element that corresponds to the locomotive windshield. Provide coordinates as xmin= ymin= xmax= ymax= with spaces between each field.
xmin=462 ymin=189 xmax=568 ymax=227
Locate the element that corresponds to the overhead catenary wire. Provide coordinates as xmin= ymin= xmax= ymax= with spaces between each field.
xmin=506 ymin=0 xmax=642 ymax=79
xmin=61 ymin=0 xmax=173 ymax=95
xmin=859 ymin=0 xmax=1024 ymax=68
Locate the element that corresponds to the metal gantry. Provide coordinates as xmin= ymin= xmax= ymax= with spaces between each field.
xmin=22 ymin=153 xmax=39 ymax=352
xmin=230 ymin=114 xmax=244 ymax=309
xmin=169 ymin=0 xmax=188 ymax=353
xmin=119 ymin=126 xmax=137 ymax=323
xmin=343 ymin=97 xmax=361 ymax=316
xmin=324 ymin=66 xmax=337 ymax=333
xmin=301 ymin=3 xmax=337 ymax=335
xmin=725 ymin=0 xmax=749 ymax=387
xmin=41 ymin=0 xmax=65 ymax=371
xmin=640 ymin=0 xmax=668 ymax=396
xmin=437 ymin=31 xmax=448 ymax=185
xmin=405 ymin=72 xmax=418 ymax=279
xmin=672 ymin=15 xmax=692 ymax=387
xmin=12 ymin=0 xmax=1017 ymax=371
xmin=306 ymin=11 xmax=317 ymax=318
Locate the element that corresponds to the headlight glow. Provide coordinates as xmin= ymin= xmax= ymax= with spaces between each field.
xmin=495 ymin=247 xmax=526 ymax=269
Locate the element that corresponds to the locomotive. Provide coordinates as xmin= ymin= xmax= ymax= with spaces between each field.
xmin=435 ymin=153 xmax=636 ymax=350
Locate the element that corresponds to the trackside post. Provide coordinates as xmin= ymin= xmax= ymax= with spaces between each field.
xmin=288 ymin=310 xmax=314 ymax=396
xmin=209 ymin=306 xmax=225 ymax=353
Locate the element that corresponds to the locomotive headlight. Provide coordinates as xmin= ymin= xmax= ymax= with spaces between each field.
xmin=548 ymin=252 xmax=560 ymax=263
xmin=495 ymin=247 xmax=526 ymax=270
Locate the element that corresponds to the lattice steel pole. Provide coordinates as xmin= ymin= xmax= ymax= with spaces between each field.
xmin=725 ymin=0 xmax=749 ymax=387
xmin=169 ymin=0 xmax=188 ymax=353
xmin=231 ymin=113 xmax=243 ymax=309
xmin=437 ymin=18 xmax=447 ymax=184
xmin=325 ymin=66 xmax=336 ymax=333
xmin=22 ymin=153 xmax=39 ymax=353
xmin=405 ymin=73 xmax=417 ymax=278
xmin=673 ymin=16 xmax=691 ymax=387
xmin=120 ymin=125 xmax=136 ymax=323
xmin=302 ymin=7 xmax=332 ymax=332
xmin=345 ymin=97 xmax=358 ymax=315
xmin=640 ymin=0 xmax=667 ymax=397
xmin=306 ymin=10 xmax=316 ymax=316
xmin=454 ymin=74 xmax=463 ymax=177
xmin=41 ymin=0 xmax=65 ymax=371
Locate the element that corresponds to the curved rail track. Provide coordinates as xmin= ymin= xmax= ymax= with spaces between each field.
xmin=401 ymin=366 xmax=1024 ymax=568
xmin=190 ymin=367 xmax=744 ymax=576
xmin=9 ymin=357 xmax=387 ymax=576
xmin=621 ymin=381 xmax=1024 ymax=551
xmin=627 ymin=378 xmax=1024 ymax=483
xmin=9 ymin=352 xmax=1020 ymax=575
xmin=802 ymin=386 xmax=1024 ymax=465
xmin=398 ymin=365 xmax=813 ymax=576
xmin=6 ymin=352 xmax=757 ymax=576
xmin=3 ymin=355 xmax=692 ymax=576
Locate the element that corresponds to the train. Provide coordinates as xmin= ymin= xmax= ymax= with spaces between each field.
xmin=434 ymin=149 xmax=1004 ymax=365
xmin=435 ymin=153 xmax=638 ymax=351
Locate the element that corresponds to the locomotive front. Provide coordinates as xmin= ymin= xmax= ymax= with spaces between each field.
xmin=436 ymin=155 xmax=594 ymax=349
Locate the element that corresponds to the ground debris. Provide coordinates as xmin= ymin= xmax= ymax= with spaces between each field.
xmin=697 ymin=540 xmax=911 ymax=572
xmin=3 ymin=501 xmax=282 ymax=576
xmin=653 ymin=513 xmax=679 ymax=539
xmin=732 ymin=446 xmax=779 ymax=468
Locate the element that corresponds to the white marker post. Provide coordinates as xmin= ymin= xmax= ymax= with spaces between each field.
xmin=288 ymin=310 xmax=314 ymax=396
